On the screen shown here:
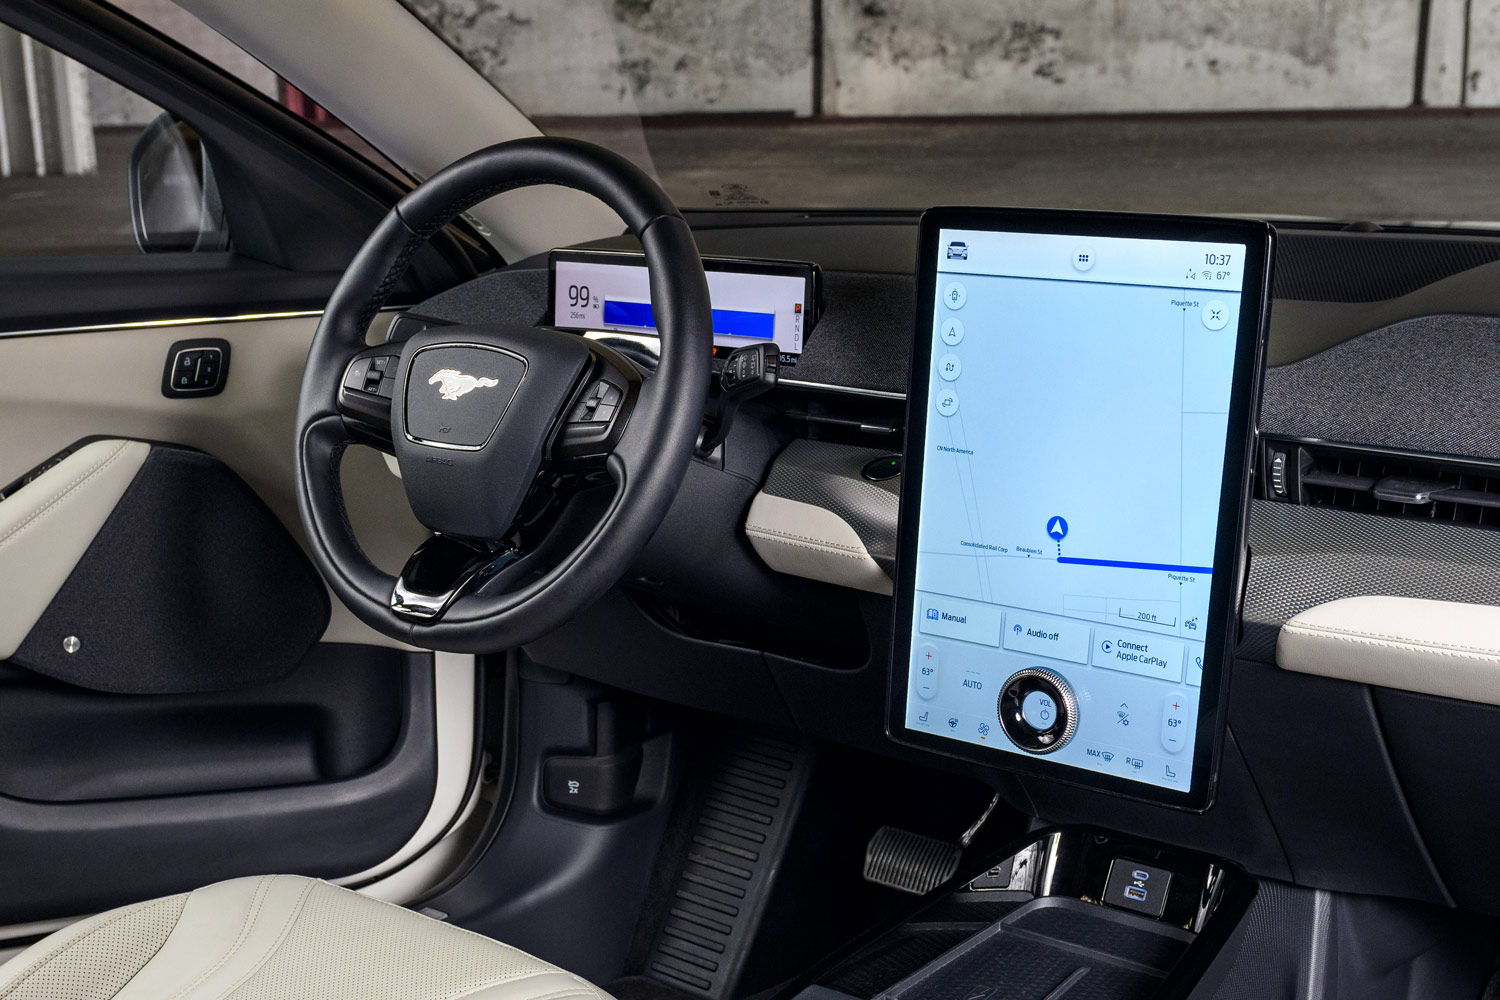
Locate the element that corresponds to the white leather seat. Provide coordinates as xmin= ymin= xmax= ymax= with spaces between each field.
xmin=0 ymin=875 xmax=614 ymax=1000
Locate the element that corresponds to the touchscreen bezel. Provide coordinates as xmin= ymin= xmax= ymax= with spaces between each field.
xmin=547 ymin=248 xmax=821 ymax=354
xmin=887 ymin=207 xmax=1273 ymax=812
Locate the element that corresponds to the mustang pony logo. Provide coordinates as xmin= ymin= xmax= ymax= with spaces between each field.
xmin=429 ymin=369 xmax=499 ymax=401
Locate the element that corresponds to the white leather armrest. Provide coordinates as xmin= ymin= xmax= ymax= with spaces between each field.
xmin=0 ymin=439 xmax=150 ymax=659
xmin=1277 ymin=595 xmax=1500 ymax=705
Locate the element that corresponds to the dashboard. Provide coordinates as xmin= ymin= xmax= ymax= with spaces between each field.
xmin=409 ymin=213 xmax=1500 ymax=917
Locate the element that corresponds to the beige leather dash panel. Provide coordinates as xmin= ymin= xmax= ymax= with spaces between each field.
xmin=0 ymin=317 xmax=429 ymax=650
xmin=0 ymin=439 xmax=150 ymax=660
xmin=1278 ymin=595 xmax=1500 ymax=706
xmin=745 ymin=491 xmax=893 ymax=595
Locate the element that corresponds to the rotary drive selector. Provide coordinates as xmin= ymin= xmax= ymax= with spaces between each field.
xmin=998 ymin=668 xmax=1078 ymax=754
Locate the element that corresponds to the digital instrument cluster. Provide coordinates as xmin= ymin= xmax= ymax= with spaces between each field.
xmin=549 ymin=249 xmax=819 ymax=359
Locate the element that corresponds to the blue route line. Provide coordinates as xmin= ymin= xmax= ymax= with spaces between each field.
xmin=1058 ymin=556 xmax=1213 ymax=574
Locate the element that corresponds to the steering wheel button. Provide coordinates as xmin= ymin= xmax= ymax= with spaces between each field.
xmin=343 ymin=358 xmax=371 ymax=391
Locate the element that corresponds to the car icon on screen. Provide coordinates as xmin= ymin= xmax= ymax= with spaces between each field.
xmin=946 ymin=242 xmax=968 ymax=260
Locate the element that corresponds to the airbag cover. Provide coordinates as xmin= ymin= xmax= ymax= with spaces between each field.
xmin=405 ymin=345 xmax=525 ymax=449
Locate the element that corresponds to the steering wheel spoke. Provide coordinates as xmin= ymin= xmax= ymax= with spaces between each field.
xmin=391 ymin=535 xmax=521 ymax=622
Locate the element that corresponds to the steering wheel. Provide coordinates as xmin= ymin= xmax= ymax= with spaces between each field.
xmin=295 ymin=137 xmax=711 ymax=652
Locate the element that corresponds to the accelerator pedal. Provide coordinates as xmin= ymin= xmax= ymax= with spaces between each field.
xmin=863 ymin=793 xmax=1000 ymax=896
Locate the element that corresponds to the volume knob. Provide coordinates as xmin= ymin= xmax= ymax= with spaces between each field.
xmin=997 ymin=668 xmax=1078 ymax=754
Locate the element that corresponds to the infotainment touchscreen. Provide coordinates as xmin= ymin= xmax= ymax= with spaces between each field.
xmin=889 ymin=209 xmax=1271 ymax=810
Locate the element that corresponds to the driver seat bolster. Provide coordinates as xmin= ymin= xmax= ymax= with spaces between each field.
xmin=0 ymin=875 xmax=615 ymax=1000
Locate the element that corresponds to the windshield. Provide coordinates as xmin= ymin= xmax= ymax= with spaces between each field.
xmin=399 ymin=1 xmax=1500 ymax=226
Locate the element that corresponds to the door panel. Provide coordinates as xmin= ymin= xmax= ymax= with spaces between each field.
xmin=0 ymin=315 xmax=465 ymax=924
xmin=9 ymin=442 xmax=331 ymax=694
xmin=0 ymin=315 xmax=427 ymax=646
xmin=0 ymin=644 xmax=402 ymax=802
xmin=0 ymin=647 xmax=436 ymax=925
xmin=0 ymin=439 xmax=150 ymax=660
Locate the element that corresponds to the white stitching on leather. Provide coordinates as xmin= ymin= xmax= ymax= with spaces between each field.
xmin=745 ymin=525 xmax=866 ymax=558
xmin=208 ymin=876 xmax=318 ymax=1000
xmin=0 ymin=440 xmax=132 ymax=552
xmin=1283 ymin=620 xmax=1500 ymax=660
xmin=165 ymin=876 xmax=276 ymax=1000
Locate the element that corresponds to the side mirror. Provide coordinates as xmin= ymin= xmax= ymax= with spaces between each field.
xmin=127 ymin=112 xmax=231 ymax=253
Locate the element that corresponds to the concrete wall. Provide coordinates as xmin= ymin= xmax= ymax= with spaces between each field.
xmin=824 ymin=0 xmax=1424 ymax=115
xmin=1469 ymin=0 xmax=1500 ymax=105
xmin=403 ymin=0 xmax=1500 ymax=117
xmin=403 ymin=0 xmax=815 ymax=116
xmin=15 ymin=0 xmax=1500 ymax=123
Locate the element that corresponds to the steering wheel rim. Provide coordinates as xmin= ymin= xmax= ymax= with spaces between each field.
xmin=294 ymin=136 xmax=711 ymax=652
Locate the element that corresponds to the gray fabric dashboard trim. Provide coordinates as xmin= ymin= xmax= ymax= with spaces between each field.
xmin=1260 ymin=314 xmax=1500 ymax=460
xmin=760 ymin=440 xmax=900 ymax=573
xmin=1240 ymin=500 xmax=1500 ymax=663
xmin=412 ymin=265 xmax=551 ymax=329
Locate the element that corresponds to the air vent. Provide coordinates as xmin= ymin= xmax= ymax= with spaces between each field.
xmin=1259 ymin=435 xmax=1500 ymax=528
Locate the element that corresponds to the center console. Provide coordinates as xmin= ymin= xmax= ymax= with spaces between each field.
xmin=791 ymin=827 xmax=1255 ymax=1000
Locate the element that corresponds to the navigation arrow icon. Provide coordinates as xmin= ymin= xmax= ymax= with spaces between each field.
xmin=1046 ymin=516 xmax=1068 ymax=541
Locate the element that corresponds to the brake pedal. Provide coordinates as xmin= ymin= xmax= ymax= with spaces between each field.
xmin=863 ymin=793 xmax=1000 ymax=896
xmin=863 ymin=826 xmax=963 ymax=895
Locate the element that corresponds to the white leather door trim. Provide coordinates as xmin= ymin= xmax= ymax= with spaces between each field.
xmin=745 ymin=491 xmax=893 ymax=595
xmin=0 ymin=309 xmax=326 ymax=340
xmin=1278 ymin=595 xmax=1500 ymax=705
xmin=335 ymin=651 xmax=477 ymax=897
xmin=0 ymin=315 xmax=428 ymax=651
xmin=0 ymin=439 xmax=150 ymax=660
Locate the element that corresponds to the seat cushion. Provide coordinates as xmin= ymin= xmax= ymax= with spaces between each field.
xmin=0 ymin=875 xmax=616 ymax=1000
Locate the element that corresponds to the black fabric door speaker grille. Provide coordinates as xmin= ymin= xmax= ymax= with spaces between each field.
xmin=11 ymin=445 xmax=330 ymax=694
